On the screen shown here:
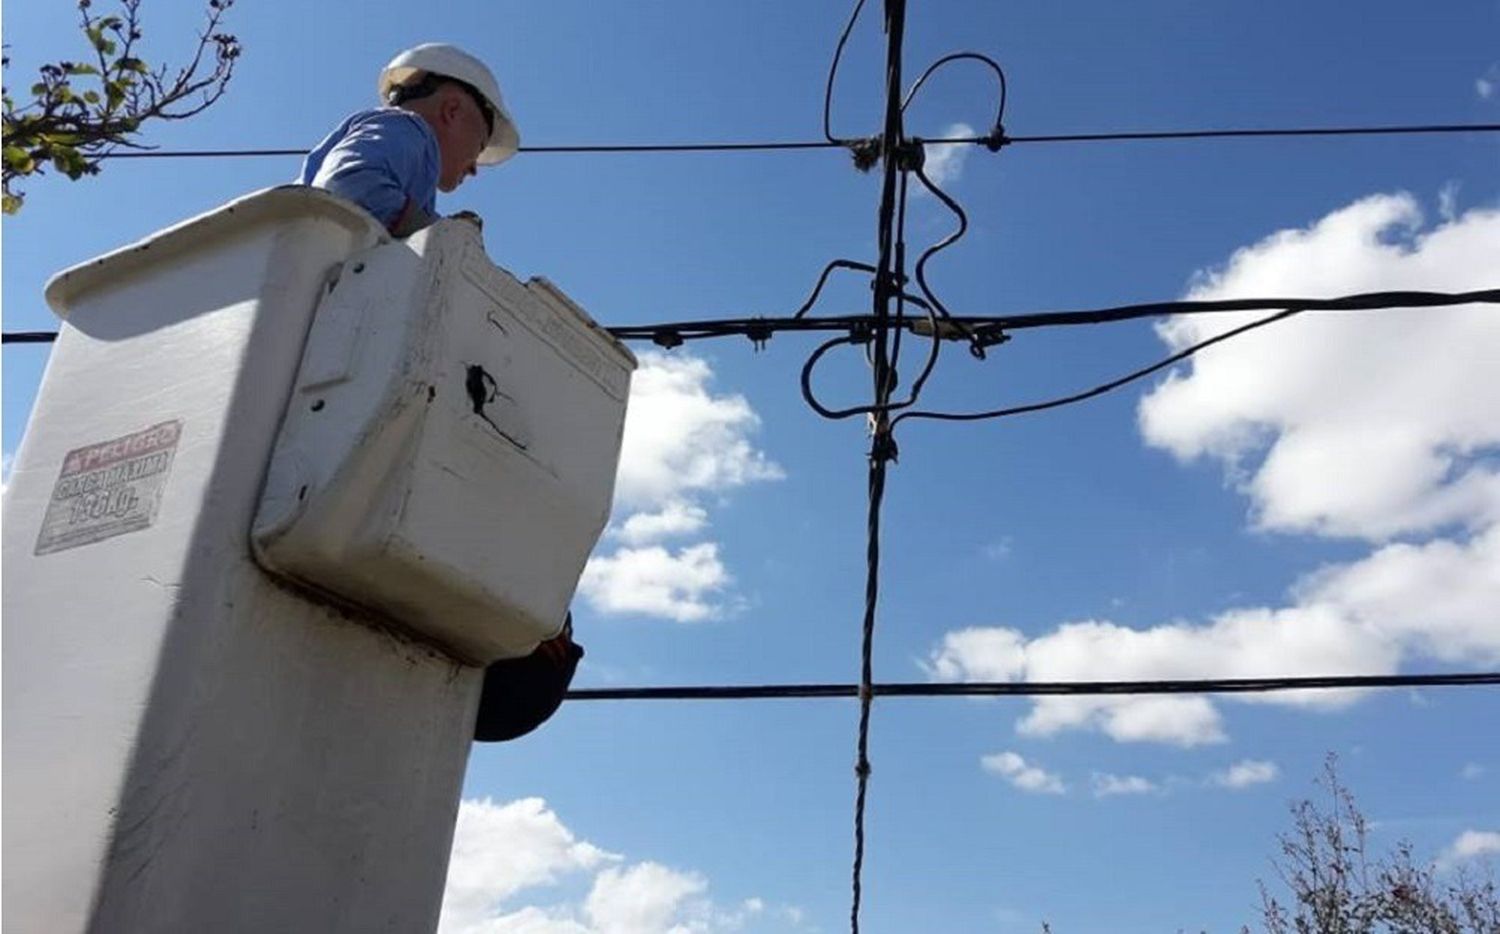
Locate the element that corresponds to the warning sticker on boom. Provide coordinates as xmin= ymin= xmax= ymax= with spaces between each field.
xmin=34 ymin=420 xmax=184 ymax=556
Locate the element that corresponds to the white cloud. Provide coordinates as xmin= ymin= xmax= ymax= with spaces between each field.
xmin=1437 ymin=830 xmax=1500 ymax=871
xmin=440 ymin=797 xmax=803 ymax=934
xmin=1092 ymin=773 xmax=1159 ymax=798
xmin=578 ymin=543 xmax=730 ymax=623
xmin=612 ymin=501 xmax=709 ymax=546
xmin=1478 ymin=65 xmax=1499 ymax=100
xmin=1138 ymin=195 xmax=1500 ymax=543
xmin=1296 ymin=526 xmax=1500 ymax=664
xmin=1461 ymin=763 xmax=1486 ymax=781
xmin=919 ymin=122 xmax=977 ymax=191
xmin=928 ymin=195 xmax=1500 ymax=745
xmin=1212 ymin=759 xmax=1279 ymax=789
xmin=982 ymin=537 xmax=1014 ymax=561
xmin=1438 ymin=181 xmax=1461 ymax=224
xmin=925 ymin=604 xmax=1398 ymax=745
xmin=440 ymin=798 xmax=617 ymax=933
xmin=586 ymin=353 xmax=781 ymax=622
xmin=981 ymin=751 xmax=1066 ymax=794
xmin=613 ymin=353 xmax=782 ymax=511
xmin=583 ymin=863 xmax=707 ymax=934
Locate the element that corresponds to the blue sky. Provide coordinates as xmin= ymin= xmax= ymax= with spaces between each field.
xmin=4 ymin=1 xmax=1499 ymax=931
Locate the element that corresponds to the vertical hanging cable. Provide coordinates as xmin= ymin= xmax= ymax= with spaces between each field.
xmin=850 ymin=1 xmax=907 ymax=931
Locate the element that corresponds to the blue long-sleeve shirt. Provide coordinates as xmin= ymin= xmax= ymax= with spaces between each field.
xmin=298 ymin=108 xmax=439 ymax=233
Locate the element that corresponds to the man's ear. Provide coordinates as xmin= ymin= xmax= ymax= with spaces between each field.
xmin=440 ymin=90 xmax=464 ymax=126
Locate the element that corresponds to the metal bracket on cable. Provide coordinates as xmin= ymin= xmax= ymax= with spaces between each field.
xmin=651 ymin=328 xmax=684 ymax=349
xmin=893 ymin=138 xmax=925 ymax=172
xmin=983 ymin=121 xmax=1008 ymax=152
xmin=869 ymin=428 xmax=899 ymax=465
xmin=744 ymin=319 xmax=773 ymax=351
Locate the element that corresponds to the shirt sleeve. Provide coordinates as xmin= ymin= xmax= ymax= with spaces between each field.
xmin=306 ymin=111 xmax=439 ymax=231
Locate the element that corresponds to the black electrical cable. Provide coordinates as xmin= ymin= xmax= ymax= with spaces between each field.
xmin=901 ymin=51 xmax=1008 ymax=143
xmin=87 ymin=123 xmax=1500 ymax=161
xmin=824 ymin=0 xmax=872 ymax=145
xmin=849 ymin=3 xmax=910 ymax=930
xmin=793 ymin=259 xmax=879 ymax=319
xmin=908 ymin=156 xmax=986 ymax=360
xmin=796 ymin=173 xmax=945 ymax=421
xmin=892 ymin=307 xmax=1300 ymax=427
xmin=1003 ymin=123 xmax=1500 ymax=145
xmin=617 ymin=287 xmax=1500 ymax=343
xmin=8 ymin=288 xmax=1497 ymax=349
xmin=565 ymin=671 xmax=1500 ymax=701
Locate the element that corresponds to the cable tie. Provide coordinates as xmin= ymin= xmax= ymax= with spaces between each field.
xmin=651 ymin=329 xmax=684 ymax=350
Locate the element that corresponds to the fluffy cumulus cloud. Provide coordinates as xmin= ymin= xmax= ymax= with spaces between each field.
xmin=440 ymin=798 xmax=617 ymax=932
xmin=580 ymin=353 xmax=781 ymax=623
xmin=927 ymin=195 xmax=1500 ymax=745
xmin=578 ymin=543 xmax=730 ymax=624
xmin=1437 ymin=830 xmax=1500 ymax=871
xmin=612 ymin=501 xmax=709 ymax=547
xmin=1139 ymin=194 xmax=1500 ymax=542
xmin=439 ymin=798 xmax=801 ymax=934
xmin=611 ymin=353 xmax=782 ymax=510
xmin=1212 ymin=759 xmax=1279 ymax=789
xmin=981 ymin=751 xmax=1066 ymax=794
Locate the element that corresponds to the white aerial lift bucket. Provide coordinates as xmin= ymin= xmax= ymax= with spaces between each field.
xmin=1 ymin=186 xmax=633 ymax=933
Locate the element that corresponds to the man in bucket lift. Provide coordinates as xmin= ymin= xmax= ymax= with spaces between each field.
xmin=299 ymin=42 xmax=516 ymax=237
xmin=299 ymin=44 xmax=582 ymax=741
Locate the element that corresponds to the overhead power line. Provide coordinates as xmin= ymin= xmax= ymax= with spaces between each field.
xmin=566 ymin=672 xmax=1500 ymax=701
xmin=13 ymin=287 xmax=1494 ymax=349
xmin=88 ymin=122 xmax=1500 ymax=161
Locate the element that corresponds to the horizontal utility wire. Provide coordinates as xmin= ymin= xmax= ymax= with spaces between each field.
xmin=566 ymin=672 xmax=1500 ymax=701
xmin=8 ymin=288 xmax=1495 ymax=348
xmin=87 ymin=122 xmax=1500 ymax=160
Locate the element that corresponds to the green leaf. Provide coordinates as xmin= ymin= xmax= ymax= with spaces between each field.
xmin=3 ymin=144 xmax=32 ymax=171
xmin=65 ymin=63 xmax=100 ymax=76
xmin=53 ymin=147 xmax=88 ymax=179
xmin=118 ymin=58 xmax=149 ymax=74
xmin=7 ymin=150 xmax=36 ymax=174
xmin=83 ymin=90 xmax=100 ymax=104
xmin=31 ymin=82 xmax=48 ymax=96
xmin=3 ymin=191 xmax=23 ymax=215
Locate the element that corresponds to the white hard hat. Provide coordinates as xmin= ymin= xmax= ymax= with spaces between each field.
xmin=379 ymin=43 xmax=520 ymax=165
